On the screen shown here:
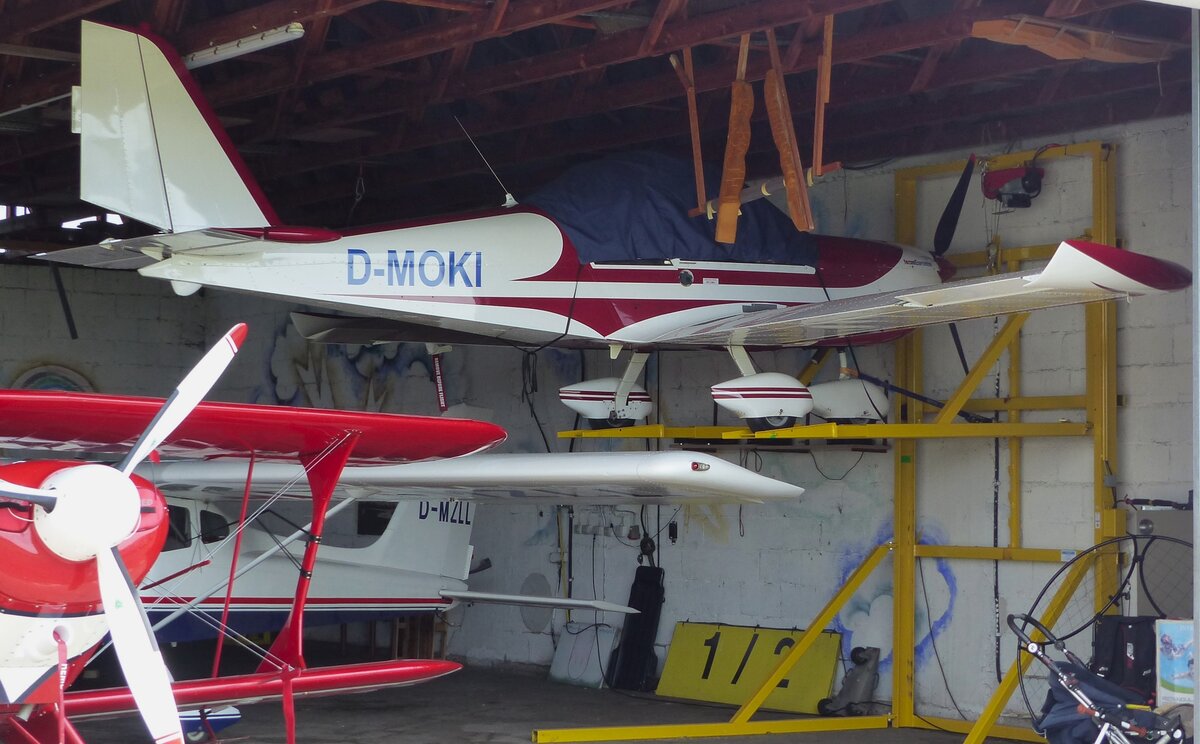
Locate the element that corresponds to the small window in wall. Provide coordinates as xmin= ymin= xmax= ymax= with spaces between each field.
xmin=199 ymin=509 xmax=230 ymax=544
xmin=357 ymin=501 xmax=396 ymax=536
xmin=163 ymin=505 xmax=192 ymax=551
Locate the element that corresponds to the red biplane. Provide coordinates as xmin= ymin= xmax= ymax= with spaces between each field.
xmin=0 ymin=323 xmax=502 ymax=744
xmin=0 ymin=323 xmax=803 ymax=744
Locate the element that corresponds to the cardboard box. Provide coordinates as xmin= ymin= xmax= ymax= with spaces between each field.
xmin=1156 ymin=619 xmax=1194 ymax=704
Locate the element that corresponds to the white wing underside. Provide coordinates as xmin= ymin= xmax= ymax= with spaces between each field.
xmin=653 ymin=240 xmax=1186 ymax=347
xmin=139 ymin=451 xmax=804 ymax=505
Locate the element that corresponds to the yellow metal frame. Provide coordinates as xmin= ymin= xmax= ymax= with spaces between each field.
xmin=534 ymin=545 xmax=894 ymax=743
xmin=894 ymin=142 xmax=1121 ymax=740
xmin=540 ymin=142 xmax=1121 ymax=743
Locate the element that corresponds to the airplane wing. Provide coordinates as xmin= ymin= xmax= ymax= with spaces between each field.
xmin=0 ymin=391 xmax=506 ymax=463
xmin=651 ymin=240 xmax=1191 ymax=347
xmin=139 ymin=451 xmax=803 ymax=504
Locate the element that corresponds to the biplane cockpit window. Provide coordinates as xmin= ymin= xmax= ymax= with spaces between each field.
xmin=163 ymin=504 xmax=192 ymax=551
xmin=199 ymin=509 xmax=230 ymax=544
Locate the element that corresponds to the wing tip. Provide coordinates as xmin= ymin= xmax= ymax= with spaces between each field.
xmin=1061 ymin=240 xmax=1192 ymax=292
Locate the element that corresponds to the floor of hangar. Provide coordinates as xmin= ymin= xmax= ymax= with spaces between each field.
xmin=75 ymin=666 xmax=979 ymax=744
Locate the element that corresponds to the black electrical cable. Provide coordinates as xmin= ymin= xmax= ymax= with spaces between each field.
xmin=843 ymin=343 xmax=889 ymax=423
xmin=807 ymin=450 xmax=866 ymax=481
xmin=992 ymin=372 xmax=1002 ymax=682
xmin=917 ymin=557 xmax=967 ymax=719
xmin=842 ymin=158 xmax=894 ymax=171
xmin=507 ymin=263 xmax=584 ymax=452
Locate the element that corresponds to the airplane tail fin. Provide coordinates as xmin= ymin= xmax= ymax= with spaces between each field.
xmin=79 ymin=21 xmax=279 ymax=233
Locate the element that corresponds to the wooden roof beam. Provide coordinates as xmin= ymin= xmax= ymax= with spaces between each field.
xmin=834 ymin=82 xmax=1187 ymax=165
xmin=281 ymin=0 xmax=889 ymax=138
xmin=638 ymin=0 xmax=687 ymax=56
xmin=202 ymin=0 xmax=633 ymax=106
xmin=302 ymin=0 xmax=635 ymax=84
xmin=282 ymin=58 xmax=1187 ymax=215
xmin=178 ymin=0 xmax=378 ymax=49
xmin=256 ymin=0 xmax=1042 ymax=178
xmin=0 ymin=0 xmax=118 ymax=43
xmin=830 ymin=54 xmax=1189 ymax=144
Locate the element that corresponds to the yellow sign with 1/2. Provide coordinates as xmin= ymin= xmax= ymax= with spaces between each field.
xmin=656 ymin=621 xmax=841 ymax=714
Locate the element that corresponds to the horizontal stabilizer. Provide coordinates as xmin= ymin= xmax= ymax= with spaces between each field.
xmin=441 ymin=590 xmax=636 ymax=614
xmin=44 ymin=230 xmax=264 ymax=270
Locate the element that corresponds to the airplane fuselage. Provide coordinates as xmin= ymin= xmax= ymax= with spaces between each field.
xmin=141 ymin=495 xmax=474 ymax=643
xmin=0 ymin=461 xmax=167 ymax=706
xmin=137 ymin=209 xmax=945 ymax=348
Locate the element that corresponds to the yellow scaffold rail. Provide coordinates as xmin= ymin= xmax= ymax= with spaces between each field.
xmin=722 ymin=421 xmax=1090 ymax=440
xmin=558 ymin=422 xmax=1090 ymax=440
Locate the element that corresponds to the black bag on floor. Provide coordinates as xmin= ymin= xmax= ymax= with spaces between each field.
xmin=1089 ymin=615 xmax=1158 ymax=702
xmin=605 ymin=566 xmax=665 ymax=691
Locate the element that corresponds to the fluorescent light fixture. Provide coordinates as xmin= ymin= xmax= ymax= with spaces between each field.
xmin=11 ymin=22 xmax=307 ymax=120
xmin=184 ymin=22 xmax=305 ymax=70
xmin=1144 ymin=0 xmax=1200 ymax=7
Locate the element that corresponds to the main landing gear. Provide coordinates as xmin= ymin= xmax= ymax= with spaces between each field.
xmin=559 ymin=346 xmax=887 ymax=432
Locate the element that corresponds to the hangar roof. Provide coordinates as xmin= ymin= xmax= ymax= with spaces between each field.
xmin=0 ymin=0 xmax=1189 ymax=250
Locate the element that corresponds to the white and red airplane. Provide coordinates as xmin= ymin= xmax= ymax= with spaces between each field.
xmin=51 ymin=22 xmax=1192 ymax=432
xmin=0 ymin=325 xmax=801 ymax=743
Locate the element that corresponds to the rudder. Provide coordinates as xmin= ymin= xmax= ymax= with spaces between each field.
xmin=79 ymin=21 xmax=277 ymax=233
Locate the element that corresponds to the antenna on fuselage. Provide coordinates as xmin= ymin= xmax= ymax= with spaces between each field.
xmin=454 ymin=115 xmax=517 ymax=208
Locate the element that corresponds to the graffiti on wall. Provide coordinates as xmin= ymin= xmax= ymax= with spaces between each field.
xmin=833 ymin=520 xmax=957 ymax=680
xmin=258 ymin=320 xmax=451 ymax=412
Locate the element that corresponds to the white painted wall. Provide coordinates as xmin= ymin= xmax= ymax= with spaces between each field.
xmin=0 ymin=113 xmax=1190 ymax=724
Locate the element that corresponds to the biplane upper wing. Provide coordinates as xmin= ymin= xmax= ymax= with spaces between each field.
xmin=0 ymin=392 xmax=800 ymax=504
xmin=0 ymin=391 xmax=506 ymax=463
xmin=652 ymin=240 xmax=1191 ymax=347
xmin=140 ymin=450 xmax=804 ymax=505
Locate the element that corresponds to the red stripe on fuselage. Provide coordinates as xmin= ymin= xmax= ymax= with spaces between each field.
xmin=326 ymin=223 xmax=913 ymax=340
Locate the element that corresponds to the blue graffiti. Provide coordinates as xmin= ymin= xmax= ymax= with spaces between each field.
xmin=831 ymin=518 xmax=957 ymax=675
xmin=257 ymin=316 xmax=446 ymax=411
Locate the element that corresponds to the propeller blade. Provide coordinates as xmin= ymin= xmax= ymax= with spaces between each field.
xmin=97 ymin=546 xmax=184 ymax=744
xmin=932 ymin=153 xmax=976 ymax=257
xmin=0 ymin=478 xmax=57 ymax=510
xmin=119 ymin=323 xmax=248 ymax=475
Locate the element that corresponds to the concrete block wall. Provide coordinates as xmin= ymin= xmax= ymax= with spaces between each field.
xmin=1 ymin=113 xmax=1190 ymax=724
xmin=0 ymin=265 xmax=204 ymax=395
xmin=439 ymin=115 xmax=1194 ymax=721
